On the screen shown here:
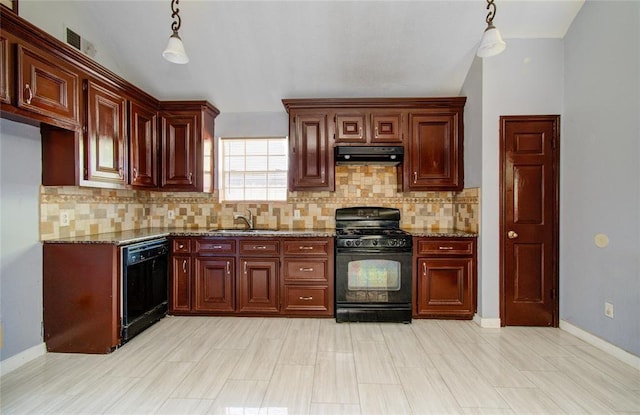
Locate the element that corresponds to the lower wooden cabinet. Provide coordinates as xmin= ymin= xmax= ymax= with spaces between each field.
xmin=414 ymin=236 xmax=477 ymax=319
xmin=194 ymin=257 xmax=235 ymax=312
xmin=171 ymin=254 xmax=191 ymax=312
xmin=238 ymin=258 xmax=279 ymax=313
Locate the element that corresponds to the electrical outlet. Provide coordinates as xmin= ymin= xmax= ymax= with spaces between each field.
xmin=294 ymin=209 xmax=301 ymax=218
xmin=604 ymin=302 xmax=614 ymax=319
xmin=167 ymin=210 xmax=175 ymax=220
xmin=60 ymin=212 xmax=70 ymax=226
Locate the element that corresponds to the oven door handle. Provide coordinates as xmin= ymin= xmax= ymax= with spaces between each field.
xmin=336 ymin=248 xmax=411 ymax=254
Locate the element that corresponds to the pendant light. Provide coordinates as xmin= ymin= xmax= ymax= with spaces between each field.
xmin=162 ymin=0 xmax=189 ymax=64
xmin=477 ymin=0 xmax=506 ymax=58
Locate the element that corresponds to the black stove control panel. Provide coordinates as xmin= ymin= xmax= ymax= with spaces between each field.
xmin=336 ymin=235 xmax=412 ymax=249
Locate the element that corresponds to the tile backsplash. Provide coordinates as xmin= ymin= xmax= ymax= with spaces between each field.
xmin=40 ymin=166 xmax=479 ymax=240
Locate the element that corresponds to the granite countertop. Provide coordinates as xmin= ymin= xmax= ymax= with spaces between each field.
xmin=405 ymin=229 xmax=478 ymax=238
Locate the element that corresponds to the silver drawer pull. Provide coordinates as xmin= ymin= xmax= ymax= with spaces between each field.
xmin=422 ymin=262 xmax=426 ymax=275
xmin=212 ymin=245 xmax=223 ymax=249
xmin=254 ymin=245 xmax=267 ymax=250
xmin=182 ymin=259 xmax=187 ymax=273
xmin=299 ymin=296 xmax=313 ymax=301
xmin=439 ymin=246 xmax=454 ymax=250
xmin=299 ymin=246 xmax=314 ymax=250
xmin=178 ymin=244 xmax=185 ymax=249
xmin=24 ymin=83 xmax=33 ymax=104
xmin=299 ymin=267 xmax=314 ymax=272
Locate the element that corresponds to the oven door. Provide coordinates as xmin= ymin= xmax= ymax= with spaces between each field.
xmin=335 ymin=248 xmax=412 ymax=322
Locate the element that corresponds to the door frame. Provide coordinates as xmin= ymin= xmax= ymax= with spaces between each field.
xmin=499 ymin=115 xmax=561 ymax=327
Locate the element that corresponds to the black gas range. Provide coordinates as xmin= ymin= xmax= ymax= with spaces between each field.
xmin=335 ymin=207 xmax=413 ymax=323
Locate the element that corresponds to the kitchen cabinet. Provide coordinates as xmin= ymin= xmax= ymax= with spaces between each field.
xmin=129 ymin=100 xmax=158 ymax=188
xmin=287 ymin=110 xmax=333 ymax=191
xmin=406 ymin=108 xmax=464 ymax=191
xmin=281 ymin=238 xmax=334 ymax=316
xmin=335 ymin=110 xmax=403 ymax=144
xmin=0 ymin=34 xmax=9 ymax=104
xmin=15 ymin=43 xmax=80 ymax=128
xmin=159 ymin=101 xmax=219 ymax=192
xmin=414 ymin=237 xmax=477 ymax=319
xmin=43 ymin=243 xmax=120 ymax=353
xmin=238 ymin=239 xmax=280 ymax=314
xmin=193 ymin=238 xmax=236 ymax=313
xmin=170 ymin=238 xmax=192 ymax=312
xmin=83 ymin=79 xmax=127 ymax=186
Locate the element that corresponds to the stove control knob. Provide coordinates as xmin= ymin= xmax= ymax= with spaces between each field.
xmin=345 ymin=240 xmax=351 ymax=247
xmin=355 ymin=240 xmax=362 ymax=246
xmin=389 ymin=239 xmax=397 ymax=246
xmin=372 ymin=240 xmax=378 ymax=246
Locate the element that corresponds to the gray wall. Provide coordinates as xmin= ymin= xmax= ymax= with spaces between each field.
xmin=0 ymin=119 xmax=43 ymax=361
xmin=561 ymin=1 xmax=640 ymax=356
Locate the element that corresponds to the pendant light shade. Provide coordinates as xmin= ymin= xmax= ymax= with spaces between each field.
xmin=162 ymin=0 xmax=189 ymax=64
xmin=477 ymin=0 xmax=506 ymax=58
xmin=163 ymin=31 xmax=189 ymax=64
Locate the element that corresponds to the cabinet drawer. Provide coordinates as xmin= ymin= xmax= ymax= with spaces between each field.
xmin=282 ymin=239 xmax=331 ymax=256
xmin=283 ymin=259 xmax=328 ymax=282
xmin=239 ymin=239 xmax=279 ymax=255
xmin=416 ymin=239 xmax=474 ymax=255
xmin=282 ymin=285 xmax=330 ymax=313
xmin=195 ymin=238 xmax=236 ymax=254
xmin=172 ymin=238 xmax=191 ymax=254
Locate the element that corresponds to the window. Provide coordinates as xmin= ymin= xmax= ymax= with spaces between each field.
xmin=218 ymin=137 xmax=288 ymax=201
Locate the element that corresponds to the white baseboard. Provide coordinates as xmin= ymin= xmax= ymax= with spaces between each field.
xmin=559 ymin=320 xmax=640 ymax=370
xmin=473 ymin=314 xmax=501 ymax=328
xmin=0 ymin=342 xmax=47 ymax=377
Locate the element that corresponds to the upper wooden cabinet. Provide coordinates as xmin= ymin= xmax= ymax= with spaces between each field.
xmin=159 ymin=101 xmax=219 ymax=192
xmin=83 ymin=80 xmax=127 ymax=186
xmin=287 ymin=110 xmax=333 ymax=191
xmin=0 ymin=35 xmax=9 ymax=104
xmin=335 ymin=110 xmax=403 ymax=144
xmin=16 ymin=44 xmax=80 ymax=128
xmin=129 ymin=100 xmax=158 ymax=188
xmin=406 ymin=108 xmax=464 ymax=191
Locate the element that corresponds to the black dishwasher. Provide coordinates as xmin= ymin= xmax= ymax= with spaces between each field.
xmin=121 ymin=238 xmax=169 ymax=342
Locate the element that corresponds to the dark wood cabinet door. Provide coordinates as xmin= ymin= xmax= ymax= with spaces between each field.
xmin=335 ymin=112 xmax=366 ymax=143
xmin=238 ymin=258 xmax=279 ymax=313
xmin=161 ymin=113 xmax=199 ymax=191
xmin=371 ymin=111 xmax=403 ymax=143
xmin=0 ymin=35 xmax=9 ymax=104
xmin=194 ymin=257 xmax=235 ymax=312
xmin=171 ymin=255 xmax=191 ymax=312
xmin=129 ymin=101 xmax=158 ymax=188
xmin=16 ymin=44 xmax=79 ymax=126
xmin=407 ymin=112 xmax=462 ymax=190
xmin=289 ymin=112 xmax=332 ymax=190
xmin=84 ymin=80 xmax=127 ymax=185
xmin=417 ymin=257 xmax=474 ymax=318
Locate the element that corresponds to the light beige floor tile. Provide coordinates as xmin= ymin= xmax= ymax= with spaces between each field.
xmin=523 ymin=369 xmax=617 ymax=414
xmin=358 ymin=383 xmax=412 ymax=415
xmin=438 ymin=320 xmax=488 ymax=344
xmin=213 ymin=317 xmax=265 ymax=350
xmin=310 ymin=403 xmax=361 ymax=415
xmin=353 ymin=340 xmax=399 ymax=384
xmin=506 ymin=327 xmax=575 ymax=357
xmin=482 ymin=333 xmax=557 ymax=372
xmin=277 ymin=318 xmax=320 ymax=365
xmin=312 ymin=351 xmax=359 ymax=404
xmin=432 ymin=353 xmax=510 ymax=409
xmin=165 ymin=333 xmax=219 ymax=362
xmin=102 ymin=334 xmax=185 ymax=378
xmin=47 ymin=374 xmax=139 ymax=414
xmin=411 ymin=319 xmax=463 ymax=354
xmin=396 ymin=366 xmax=463 ymax=414
xmin=208 ymin=379 xmax=269 ymax=415
xmin=462 ymin=408 xmax=516 ymax=415
xmin=261 ymin=364 xmax=314 ymax=415
xmin=231 ymin=338 xmax=284 ymax=381
xmin=155 ymin=397 xmax=214 ymax=414
xmin=381 ymin=324 xmax=435 ymax=368
xmin=253 ymin=317 xmax=291 ymax=341
xmin=349 ymin=322 xmax=385 ymax=343
xmin=565 ymin=343 xmax=640 ymax=390
xmin=495 ymin=387 xmax=564 ymax=414
xmin=171 ymin=348 xmax=243 ymax=399
xmin=318 ymin=319 xmax=353 ymax=353
xmin=457 ymin=342 xmax=536 ymax=388
xmin=545 ymin=355 xmax=640 ymax=412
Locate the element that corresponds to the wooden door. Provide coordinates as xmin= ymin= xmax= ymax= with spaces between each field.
xmin=129 ymin=101 xmax=158 ymax=188
xmin=194 ymin=257 xmax=235 ymax=312
xmin=161 ymin=112 xmax=199 ymax=191
xmin=500 ymin=115 xmax=560 ymax=326
xmin=238 ymin=258 xmax=279 ymax=313
xmin=84 ymin=80 xmax=127 ymax=185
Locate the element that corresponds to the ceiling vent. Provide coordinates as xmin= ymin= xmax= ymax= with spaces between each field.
xmin=65 ymin=27 xmax=97 ymax=58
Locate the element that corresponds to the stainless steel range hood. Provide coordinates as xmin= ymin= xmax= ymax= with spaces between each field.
xmin=334 ymin=146 xmax=404 ymax=165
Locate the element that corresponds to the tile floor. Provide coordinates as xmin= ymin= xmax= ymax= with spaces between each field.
xmin=1 ymin=316 xmax=639 ymax=414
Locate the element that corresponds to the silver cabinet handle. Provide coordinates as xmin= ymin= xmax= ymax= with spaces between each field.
xmin=299 ymin=296 xmax=313 ymax=301
xmin=212 ymin=245 xmax=223 ymax=249
xmin=133 ymin=168 xmax=137 ymax=180
xmin=182 ymin=259 xmax=187 ymax=273
xmin=299 ymin=246 xmax=314 ymax=250
xmin=178 ymin=243 xmax=184 ymax=249
xmin=439 ymin=246 xmax=454 ymax=250
xmin=119 ymin=167 xmax=124 ymax=179
xmin=375 ymin=126 xmax=378 ymax=137
xmin=243 ymin=262 xmax=247 ymax=274
xmin=422 ymin=262 xmax=426 ymax=275
xmin=413 ymin=172 xmax=418 ymax=183
xmin=359 ymin=127 xmax=363 ymax=138
xmin=227 ymin=261 xmax=231 ymax=275
xmin=254 ymin=245 xmax=267 ymax=250
xmin=188 ymin=172 xmax=193 ymax=184
xmin=299 ymin=267 xmax=314 ymax=272
xmin=24 ymin=83 xmax=33 ymax=104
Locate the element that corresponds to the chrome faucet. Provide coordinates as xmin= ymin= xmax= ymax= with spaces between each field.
xmin=233 ymin=209 xmax=254 ymax=230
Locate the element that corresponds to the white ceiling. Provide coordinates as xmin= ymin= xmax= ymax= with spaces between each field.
xmin=25 ymin=0 xmax=585 ymax=113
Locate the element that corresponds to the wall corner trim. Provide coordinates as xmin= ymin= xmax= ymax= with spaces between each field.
xmin=560 ymin=320 xmax=640 ymax=370
xmin=0 ymin=343 xmax=47 ymax=377
xmin=473 ymin=314 xmax=501 ymax=328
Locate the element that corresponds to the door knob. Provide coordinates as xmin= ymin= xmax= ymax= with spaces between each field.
xmin=507 ymin=230 xmax=519 ymax=239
